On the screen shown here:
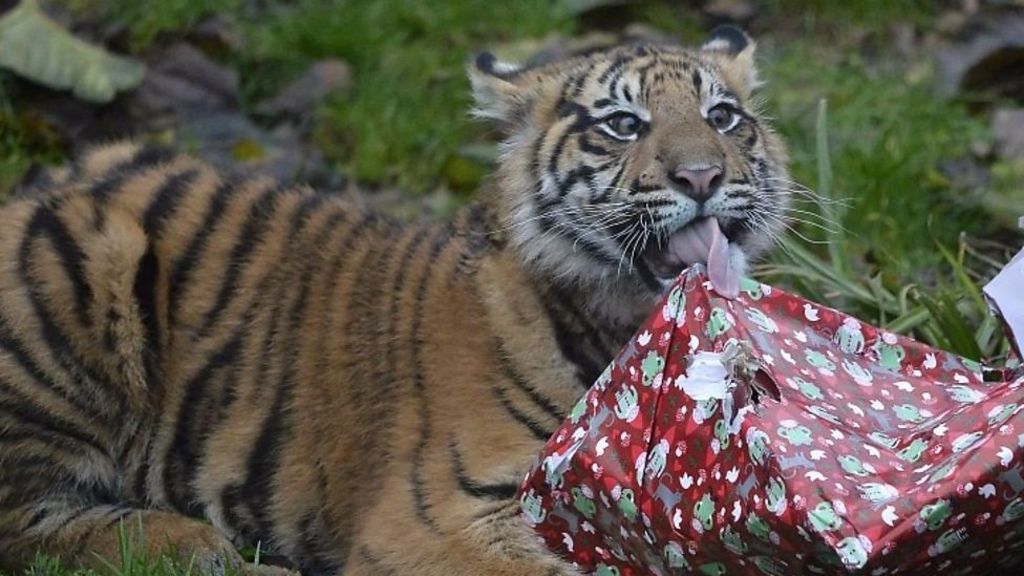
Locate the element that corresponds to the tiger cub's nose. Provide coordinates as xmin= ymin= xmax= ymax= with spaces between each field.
xmin=668 ymin=164 xmax=723 ymax=203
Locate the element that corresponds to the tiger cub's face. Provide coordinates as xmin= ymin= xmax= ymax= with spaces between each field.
xmin=472 ymin=27 xmax=789 ymax=324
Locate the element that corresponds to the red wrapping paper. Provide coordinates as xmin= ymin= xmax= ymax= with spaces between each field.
xmin=519 ymin=267 xmax=1024 ymax=575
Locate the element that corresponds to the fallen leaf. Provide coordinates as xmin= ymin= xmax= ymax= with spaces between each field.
xmin=0 ymin=0 xmax=145 ymax=103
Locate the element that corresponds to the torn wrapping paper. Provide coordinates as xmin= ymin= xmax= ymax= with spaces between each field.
xmin=519 ymin=266 xmax=1024 ymax=575
xmin=984 ymin=245 xmax=1024 ymax=359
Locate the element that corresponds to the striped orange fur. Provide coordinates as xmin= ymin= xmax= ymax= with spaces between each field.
xmin=0 ymin=27 xmax=788 ymax=575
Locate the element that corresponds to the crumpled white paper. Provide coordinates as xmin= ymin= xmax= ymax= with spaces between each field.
xmin=677 ymin=346 xmax=757 ymax=436
xmin=983 ymin=218 xmax=1024 ymax=357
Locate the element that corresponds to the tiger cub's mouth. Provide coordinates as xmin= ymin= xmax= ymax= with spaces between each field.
xmin=641 ymin=217 xmax=741 ymax=296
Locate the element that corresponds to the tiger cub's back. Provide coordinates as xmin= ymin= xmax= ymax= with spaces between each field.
xmin=0 ymin=141 xmax=505 ymax=572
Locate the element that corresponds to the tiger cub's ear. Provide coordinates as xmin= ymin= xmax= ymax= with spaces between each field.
xmin=701 ymin=25 xmax=761 ymax=100
xmin=468 ymin=52 xmax=532 ymax=131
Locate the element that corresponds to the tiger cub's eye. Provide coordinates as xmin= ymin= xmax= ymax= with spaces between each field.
xmin=603 ymin=112 xmax=643 ymax=139
xmin=707 ymin=104 xmax=738 ymax=132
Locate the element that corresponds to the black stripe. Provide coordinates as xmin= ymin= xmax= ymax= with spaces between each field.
xmin=88 ymin=146 xmax=175 ymax=203
xmin=548 ymin=103 xmax=596 ymax=178
xmin=558 ymin=287 xmax=630 ymax=355
xmin=184 ymin=196 xmax=329 ymax=531
xmin=542 ymin=303 xmax=607 ymax=388
xmin=17 ymin=200 xmax=130 ymax=408
xmin=530 ymin=131 xmax=548 ymax=201
xmin=627 ymin=177 xmax=663 ymax=196
xmin=265 ymin=211 xmax=379 ymax=547
xmin=0 ymin=392 xmax=107 ymax=456
xmin=295 ymin=510 xmax=339 ymax=576
xmin=565 ymin=227 xmax=619 ymax=266
xmin=578 ymin=133 xmax=609 ymax=157
xmin=68 ymin=507 xmax=136 ymax=560
xmin=471 ymin=500 xmax=519 ymax=522
xmin=357 ymin=546 xmax=399 ymax=576
xmin=163 ymin=191 xmax=323 ymax=508
xmin=568 ymin=68 xmax=590 ymax=99
xmin=637 ymin=58 xmax=663 ymax=102
xmin=55 ymin=505 xmax=97 ymax=530
xmin=141 ymin=169 xmax=199 ymax=237
xmin=164 ymin=336 xmax=242 ymax=516
xmin=167 ymin=180 xmax=236 ymax=325
xmin=595 ymin=161 xmax=629 ymax=203
xmin=25 ymin=201 xmax=94 ymax=327
xmin=631 ymin=253 xmax=664 ymax=292
xmin=0 ymin=455 xmax=73 ymax=492
xmin=220 ymin=486 xmax=249 ymax=543
xmin=0 ymin=312 xmax=107 ymax=418
xmin=196 ymin=187 xmax=283 ymax=336
xmin=490 ymin=386 xmax=554 ymax=441
xmin=449 ymin=440 xmax=519 ymax=500
xmin=0 ymin=426 xmax=96 ymax=458
xmin=495 ymin=345 xmax=565 ymax=421
xmin=133 ymin=244 xmax=160 ymax=369
xmin=557 ymin=165 xmax=598 ymax=198
xmin=607 ymin=65 xmax=628 ymax=103
xmin=409 ymin=231 xmax=450 ymax=534
xmin=597 ymin=54 xmax=629 ymax=84
xmin=235 ymin=194 xmax=331 ymax=539
xmin=86 ymin=146 xmax=176 ymax=229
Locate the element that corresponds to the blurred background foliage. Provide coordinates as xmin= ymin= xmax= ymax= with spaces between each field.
xmin=0 ymin=0 xmax=1022 ymax=363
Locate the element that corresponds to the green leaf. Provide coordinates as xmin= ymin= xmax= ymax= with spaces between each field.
xmin=916 ymin=291 xmax=984 ymax=360
xmin=0 ymin=0 xmax=145 ymax=103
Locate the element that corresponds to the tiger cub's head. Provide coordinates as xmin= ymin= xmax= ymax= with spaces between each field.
xmin=471 ymin=26 xmax=789 ymax=325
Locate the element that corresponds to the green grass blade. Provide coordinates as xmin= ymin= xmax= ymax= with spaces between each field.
xmin=916 ymin=291 xmax=984 ymax=359
xmin=935 ymin=238 xmax=988 ymax=315
xmin=815 ymin=98 xmax=847 ymax=276
xmin=885 ymin=305 xmax=932 ymax=334
xmin=773 ymin=239 xmax=887 ymax=307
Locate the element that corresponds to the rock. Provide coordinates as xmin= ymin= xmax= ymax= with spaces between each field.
xmin=561 ymin=0 xmax=629 ymax=17
xmin=992 ymin=108 xmax=1024 ymax=158
xmin=188 ymin=15 xmax=244 ymax=54
xmin=151 ymin=42 xmax=238 ymax=105
xmin=255 ymin=59 xmax=351 ymax=118
xmin=38 ymin=38 xmax=334 ymax=183
xmin=935 ymin=6 xmax=1024 ymax=102
xmin=704 ymin=0 xmax=758 ymax=24
xmin=971 ymin=138 xmax=994 ymax=159
xmin=938 ymin=157 xmax=991 ymax=190
xmin=128 ymin=41 xmax=240 ymax=131
xmin=177 ymin=111 xmax=313 ymax=181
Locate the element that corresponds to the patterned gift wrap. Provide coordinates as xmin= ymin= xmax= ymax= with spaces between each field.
xmin=518 ymin=267 xmax=1024 ymax=575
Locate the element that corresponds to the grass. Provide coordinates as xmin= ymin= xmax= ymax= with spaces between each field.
xmin=0 ymin=71 xmax=62 ymax=194
xmin=763 ymin=40 xmax=992 ymax=279
xmin=0 ymin=517 xmax=271 ymax=576
xmin=758 ymin=98 xmax=1009 ymax=361
xmin=753 ymin=36 xmax=1014 ymax=359
xmin=238 ymin=0 xmax=577 ymax=192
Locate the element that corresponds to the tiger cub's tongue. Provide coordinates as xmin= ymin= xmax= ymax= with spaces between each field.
xmin=666 ymin=218 xmax=740 ymax=298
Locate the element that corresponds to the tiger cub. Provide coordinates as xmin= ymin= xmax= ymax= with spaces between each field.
xmin=0 ymin=26 xmax=787 ymax=576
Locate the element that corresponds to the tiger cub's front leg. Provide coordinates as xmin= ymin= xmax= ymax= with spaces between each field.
xmin=0 ymin=503 xmax=295 ymax=576
xmin=347 ymin=501 xmax=580 ymax=576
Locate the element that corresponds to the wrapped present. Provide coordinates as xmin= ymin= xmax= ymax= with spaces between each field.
xmin=518 ymin=266 xmax=1024 ymax=575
